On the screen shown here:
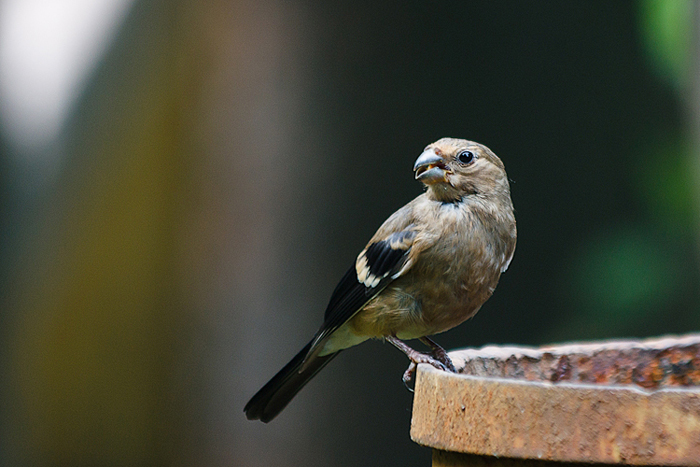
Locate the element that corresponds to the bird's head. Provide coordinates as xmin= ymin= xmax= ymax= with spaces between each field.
xmin=414 ymin=138 xmax=510 ymax=203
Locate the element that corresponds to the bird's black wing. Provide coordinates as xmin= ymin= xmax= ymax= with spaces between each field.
xmin=307 ymin=229 xmax=417 ymax=355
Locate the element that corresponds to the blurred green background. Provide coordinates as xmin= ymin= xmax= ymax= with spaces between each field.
xmin=1 ymin=1 xmax=699 ymax=466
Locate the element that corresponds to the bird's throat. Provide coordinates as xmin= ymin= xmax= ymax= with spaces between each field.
xmin=427 ymin=183 xmax=468 ymax=203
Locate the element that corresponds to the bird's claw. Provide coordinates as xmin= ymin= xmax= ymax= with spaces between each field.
xmin=402 ymin=362 xmax=417 ymax=391
xmin=424 ymin=358 xmax=450 ymax=372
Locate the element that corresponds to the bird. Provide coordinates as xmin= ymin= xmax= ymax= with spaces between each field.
xmin=244 ymin=137 xmax=516 ymax=422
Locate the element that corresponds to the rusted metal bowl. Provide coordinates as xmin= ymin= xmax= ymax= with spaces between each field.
xmin=410 ymin=334 xmax=700 ymax=465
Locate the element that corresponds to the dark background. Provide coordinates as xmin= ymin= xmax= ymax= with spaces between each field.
xmin=1 ymin=1 xmax=699 ymax=466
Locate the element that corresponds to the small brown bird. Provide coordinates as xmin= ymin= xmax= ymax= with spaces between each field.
xmin=245 ymin=138 xmax=516 ymax=422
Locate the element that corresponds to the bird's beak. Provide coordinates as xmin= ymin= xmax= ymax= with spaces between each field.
xmin=414 ymin=148 xmax=450 ymax=184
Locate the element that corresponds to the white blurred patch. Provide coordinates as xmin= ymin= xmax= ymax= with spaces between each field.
xmin=0 ymin=0 xmax=135 ymax=158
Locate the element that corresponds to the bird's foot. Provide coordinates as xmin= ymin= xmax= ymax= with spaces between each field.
xmin=386 ymin=336 xmax=454 ymax=388
xmin=401 ymin=354 xmax=452 ymax=386
xmin=419 ymin=336 xmax=456 ymax=372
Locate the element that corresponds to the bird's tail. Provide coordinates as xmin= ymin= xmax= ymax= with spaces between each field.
xmin=244 ymin=340 xmax=339 ymax=422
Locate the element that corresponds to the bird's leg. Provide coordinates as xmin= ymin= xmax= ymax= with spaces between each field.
xmin=419 ymin=336 xmax=456 ymax=372
xmin=385 ymin=336 xmax=450 ymax=386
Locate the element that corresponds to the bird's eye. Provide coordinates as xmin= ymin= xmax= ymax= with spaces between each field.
xmin=457 ymin=150 xmax=475 ymax=164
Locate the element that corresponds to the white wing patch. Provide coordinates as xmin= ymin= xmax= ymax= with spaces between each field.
xmin=356 ymin=253 xmax=383 ymax=288
xmin=355 ymin=229 xmax=416 ymax=288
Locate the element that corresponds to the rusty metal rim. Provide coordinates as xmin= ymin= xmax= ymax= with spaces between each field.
xmin=411 ymin=364 xmax=700 ymax=465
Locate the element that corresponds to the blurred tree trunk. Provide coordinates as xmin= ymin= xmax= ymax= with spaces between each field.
xmin=3 ymin=0 xmax=328 ymax=465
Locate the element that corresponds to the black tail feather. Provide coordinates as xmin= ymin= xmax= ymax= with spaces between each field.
xmin=244 ymin=341 xmax=339 ymax=422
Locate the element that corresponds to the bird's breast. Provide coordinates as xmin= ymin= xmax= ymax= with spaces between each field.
xmin=348 ymin=197 xmax=514 ymax=340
